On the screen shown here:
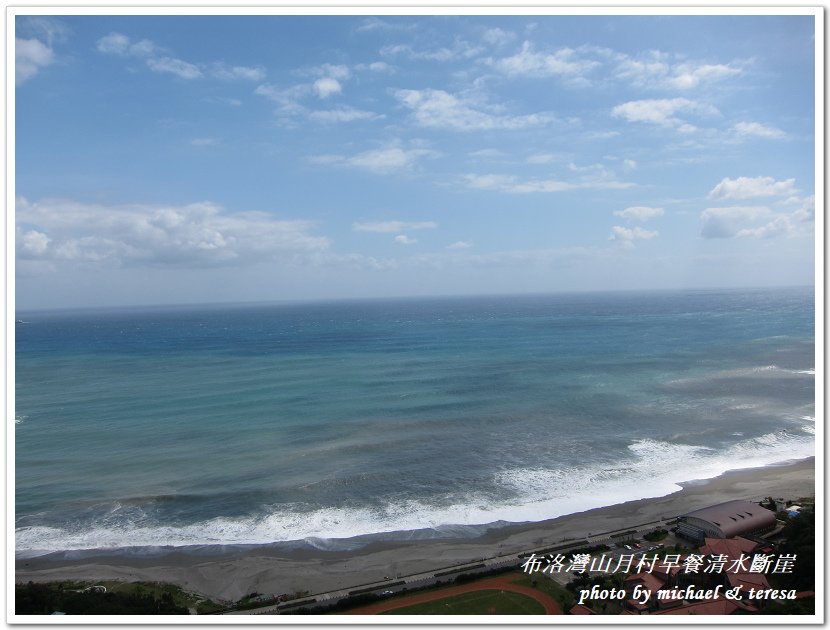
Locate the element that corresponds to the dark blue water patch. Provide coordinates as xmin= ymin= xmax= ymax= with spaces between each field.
xmin=16 ymin=287 xmax=813 ymax=358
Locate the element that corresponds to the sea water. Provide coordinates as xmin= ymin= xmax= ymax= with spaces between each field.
xmin=15 ymin=287 xmax=815 ymax=556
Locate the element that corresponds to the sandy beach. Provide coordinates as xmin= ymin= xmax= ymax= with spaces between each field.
xmin=15 ymin=457 xmax=815 ymax=603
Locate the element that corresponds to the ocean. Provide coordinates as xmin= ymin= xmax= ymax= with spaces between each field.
xmin=15 ymin=287 xmax=815 ymax=557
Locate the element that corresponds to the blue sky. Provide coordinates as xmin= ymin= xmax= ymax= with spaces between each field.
xmin=14 ymin=13 xmax=817 ymax=309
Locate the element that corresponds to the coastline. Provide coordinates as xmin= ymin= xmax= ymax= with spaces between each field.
xmin=15 ymin=457 xmax=815 ymax=603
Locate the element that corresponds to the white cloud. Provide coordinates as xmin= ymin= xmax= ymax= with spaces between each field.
xmin=699 ymin=206 xmax=772 ymax=238
xmin=15 ymin=18 xmax=66 ymax=84
xmin=17 ymin=17 xmax=69 ymax=46
xmin=353 ymin=221 xmax=437 ymax=233
xmin=399 ymin=246 xmax=601 ymax=271
xmin=490 ymin=41 xmax=600 ymax=79
xmin=257 ymin=64 xmax=356 ymax=115
xmin=668 ymin=62 xmax=741 ymax=89
xmin=315 ymin=147 xmax=438 ymax=174
xmin=608 ymin=225 xmax=658 ymax=248
xmin=190 ymin=137 xmax=217 ymax=146
xmin=613 ymin=206 xmax=664 ymax=222
xmin=701 ymin=194 xmax=814 ymax=240
xmin=356 ymin=17 xmax=415 ymax=33
xmin=96 ymin=32 xmax=158 ymax=57
xmin=147 ymin=56 xmax=202 ymax=80
xmin=128 ymin=39 xmax=157 ymax=57
xmin=622 ymin=159 xmax=637 ymax=170
xmin=464 ymin=174 xmax=519 ymax=190
xmin=709 ymin=176 xmax=797 ymax=200
xmin=380 ymin=40 xmax=483 ymax=62
xmin=585 ymin=130 xmax=620 ymax=140
xmin=97 ymin=32 xmax=266 ymax=83
xmin=348 ymin=147 xmax=437 ymax=174
xmin=393 ymin=88 xmax=553 ymax=131
xmin=482 ymin=27 xmax=515 ymax=46
xmin=464 ymin=173 xmax=634 ymax=194
xmin=96 ymin=32 xmax=130 ymax=54
xmin=254 ymin=83 xmax=309 ymax=113
xmin=612 ymin=50 xmax=743 ymax=90
xmin=527 ymin=153 xmax=558 ymax=164
xmin=394 ymin=234 xmax=417 ymax=245
xmin=16 ymin=38 xmax=54 ymax=84
xmin=212 ymin=63 xmax=266 ymax=81
xmin=308 ymin=106 xmax=383 ymax=123
xmin=356 ymin=61 xmax=394 ymax=73
xmin=17 ymin=228 xmax=51 ymax=256
xmin=790 ymin=195 xmax=815 ymax=223
xmin=732 ymin=121 xmax=786 ymax=139
xmin=312 ymin=77 xmax=343 ymax=99
xmin=612 ymin=98 xmax=719 ymax=127
xmin=735 ymin=216 xmax=793 ymax=239
xmin=448 ymin=240 xmax=473 ymax=249
xmin=16 ymin=197 xmax=329 ymax=268
xmin=313 ymin=63 xmax=350 ymax=80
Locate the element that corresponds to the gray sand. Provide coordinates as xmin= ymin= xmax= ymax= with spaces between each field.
xmin=15 ymin=458 xmax=815 ymax=602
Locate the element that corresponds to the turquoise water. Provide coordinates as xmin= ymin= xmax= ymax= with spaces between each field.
xmin=15 ymin=287 xmax=814 ymax=556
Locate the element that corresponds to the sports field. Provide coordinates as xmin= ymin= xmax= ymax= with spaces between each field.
xmin=346 ymin=574 xmax=562 ymax=615
xmin=380 ymin=589 xmax=545 ymax=614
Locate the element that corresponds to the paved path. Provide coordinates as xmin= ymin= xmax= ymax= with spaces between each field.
xmin=344 ymin=575 xmax=562 ymax=615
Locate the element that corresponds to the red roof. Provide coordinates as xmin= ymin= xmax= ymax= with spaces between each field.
xmin=569 ymin=604 xmax=596 ymax=615
xmin=652 ymin=599 xmax=757 ymax=615
xmin=700 ymin=536 xmax=758 ymax=559
xmin=625 ymin=571 xmax=665 ymax=591
xmin=727 ymin=572 xmax=770 ymax=592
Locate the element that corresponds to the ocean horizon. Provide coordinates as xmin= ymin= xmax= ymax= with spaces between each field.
xmin=15 ymin=286 xmax=815 ymax=558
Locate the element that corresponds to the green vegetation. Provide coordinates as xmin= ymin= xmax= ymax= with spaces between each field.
xmin=649 ymin=542 xmax=691 ymax=555
xmin=770 ymin=510 xmax=814 ymax=592
xmin=566 ymin=573 xmax=626 ymax=614
xmin=643 ymin=528 xmax=668 ymax=542
xmin=512 ymin=575 xmax=574 ymax=612
xmin=16 ymin=581 xmax=190 ymax=615
xmin=567 ymin=543 xmax=611 ymax=555
xmin=760 ymin=497 xmax=778 ymax=512
xmin=15 ymin=580 xmax=224 ymax=615
xmin=380 ymin=590 xmax=545 ymax=615
xmin=756 ymin=599 xmax=815 ymax=615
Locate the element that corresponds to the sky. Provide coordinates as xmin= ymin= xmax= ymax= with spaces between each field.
xmin=13 ymin=13 xmax=817 ymax=310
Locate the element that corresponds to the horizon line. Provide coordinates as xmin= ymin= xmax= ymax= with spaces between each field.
xmin=13 ymin=283 xmax=815 ymax=315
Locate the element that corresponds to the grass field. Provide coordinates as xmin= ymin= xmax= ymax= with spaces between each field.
xmin=511 ymin=574 xmax=575 ymax=612
xmin=380 ymin=589 xmax=546 ymax=615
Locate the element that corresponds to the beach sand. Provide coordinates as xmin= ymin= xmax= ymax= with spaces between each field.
xmin=15 ymin=457 xmax=815 ymax=603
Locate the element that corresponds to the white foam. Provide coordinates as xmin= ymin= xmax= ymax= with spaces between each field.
xmin=669 ymin=364 xmax=813 ymax=386
xmin=15 ymin=430 xmax=815 ymax=556
xmin=14 ymin=415 xmax=27 ymax=425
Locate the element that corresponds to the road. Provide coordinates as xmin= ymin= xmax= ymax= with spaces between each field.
xmin=224 ymin=515 xmax=676 ymax=615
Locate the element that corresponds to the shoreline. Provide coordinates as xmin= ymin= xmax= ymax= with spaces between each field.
xmin=15 ymin=457 xmax=815 ymax=603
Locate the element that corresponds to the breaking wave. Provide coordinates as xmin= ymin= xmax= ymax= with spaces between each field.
xmin=15 ymin=428 xmax=814 ymax=557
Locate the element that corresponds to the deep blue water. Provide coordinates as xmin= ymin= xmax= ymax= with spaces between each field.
xmin=15 ymin=287 xmax=815 ymax=555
